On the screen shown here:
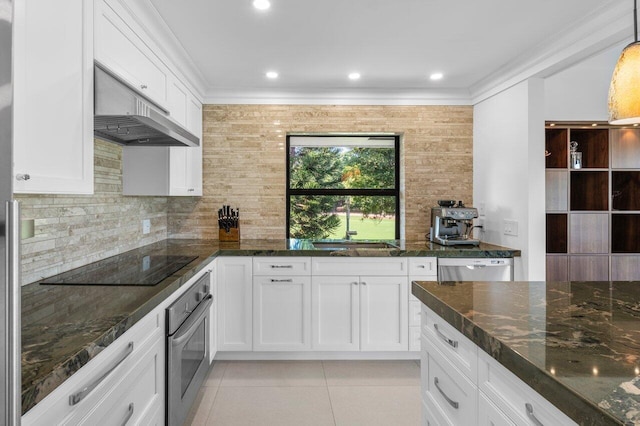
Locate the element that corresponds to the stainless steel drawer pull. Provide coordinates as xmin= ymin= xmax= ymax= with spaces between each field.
xmin=270 ymin=278 xmax=293 ymax=283
xmin=122 ymin=402 xmax=134 ymax=426
xmin=433 ymin=323 xmax=458 ymax=348
xmin=434 ymin=377 xmax=459 ymax=409
xmin=69 ymin=342 xmax=134 ymax=405
xmin=525 ymin=403 xmax=544 ymax=426
xmin=270 ymin=265 xmax=294 ymax=269
xmin=16 ymin=173 xmax=30 ymax=181
xmin=417 ymin=265 xmax=426 ymax=268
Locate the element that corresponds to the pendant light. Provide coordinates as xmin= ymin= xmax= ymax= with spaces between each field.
xmin=609 ymin=0 xmax=640 ymax=124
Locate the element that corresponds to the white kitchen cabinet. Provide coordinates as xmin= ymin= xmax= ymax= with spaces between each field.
xmin=217 ymin=257 xmax=253 ymax=351
xmin=22 ymin=308 xmax=164 ymax=426
xmin=73 ymin=335 xmax=164 ymax=426
xmin=478 ymin=392 xmax=516 ymax=426
xmin=311 ymin=258 xmax=408 ymax=352
xmin=253 ymin=276 xmax=312 ymax=351
xmin=360 ymin=275 xmax=408 ymax=351
xmin=478 ymin=349 xmax=576 ymax=426
xmin=409 ymin=257 xmax=437 ymax=351
xmin=253 ymin=257 xmax=312 ymax=351
xmin=94 ymin=0 xmax=169 ymax=110
xmin=311 ymin=276 xmax=360 ymax=351
xmin=13 ymin=0 xmax=94 ymax=194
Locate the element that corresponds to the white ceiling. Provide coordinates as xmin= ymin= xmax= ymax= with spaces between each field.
xmin=145 ymin=0 xmax=628 ymax=103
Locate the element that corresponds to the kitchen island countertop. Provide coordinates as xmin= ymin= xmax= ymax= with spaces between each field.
xmin=412 ymin=280 xmax=640 ymax=425
xmin=21 ymin=238 xmax=518 ymax=415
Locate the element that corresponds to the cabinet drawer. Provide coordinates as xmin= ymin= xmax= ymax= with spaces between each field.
xmin=409 ymin=257 xmax=437 ymax=276
xmin=253 ymin=257 xmax=311 ymax=276
xmin=75 ymin=333 xmax=163 ymax=425
xmin=423 ymin=345 xmax=477 ymax=426
xmin=312 ymin=257 xmax=407 ymax=276
xmin=478 ymin=391 xmax=515 ymax=426
xmin=22 ymin=311 xmax=162 ymax=425
xmin=422 ymin=306 xmax=477 ymax=384
xmin=478 ymin=350 xmax=576 ymax=426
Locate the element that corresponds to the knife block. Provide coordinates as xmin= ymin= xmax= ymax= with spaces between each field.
xmin=219 ymin=226 xmax=240 ymax=242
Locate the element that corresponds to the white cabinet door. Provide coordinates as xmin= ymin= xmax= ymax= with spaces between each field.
xmin=167 ymin=79 xmax=188 ymax=126
xmin=169 ymin=145 xmax=202 ymax=196
xmin=13 ymin=0 xmax=94 ymax=194
xmin=253 ymin=276 xmax=311 ymax=351
xmin=218 ymin=257 xmax=253 ymax=351
xmin=311 ymin=276 xmax=360 ymax=351
xmin=360 ymin=276 xmax=408 ymax=351
xmin=94 ymin=0 xmax=169 ymax=109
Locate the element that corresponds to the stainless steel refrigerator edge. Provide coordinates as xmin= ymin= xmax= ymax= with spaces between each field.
xmin=0 ymin=0 xmax=22 ymax=424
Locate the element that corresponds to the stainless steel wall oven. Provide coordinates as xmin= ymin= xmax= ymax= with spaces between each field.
xmin=166 ymin=272 xmax=212 ymax=426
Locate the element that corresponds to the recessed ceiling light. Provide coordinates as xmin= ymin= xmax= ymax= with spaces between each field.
xmin=266 ymin=71 xmax=278 ymax=79
xmin=549 ymin=123 xmax=556 ymax=127
xmin=634 ymin=123 xmax=639 ymax=127
xmin=591 ymin=123 xmax=598 ymax=127
xmin=253 ymin=0 xmax=271 ymax=10
xmin=430 ymin=72 xmax=444 ymax=81
xmin=348 ymin=72 xmax=361 ymax=80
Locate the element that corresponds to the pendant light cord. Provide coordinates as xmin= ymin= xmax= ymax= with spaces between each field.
xmin=635 ymin=0 xmax=638 ymax=42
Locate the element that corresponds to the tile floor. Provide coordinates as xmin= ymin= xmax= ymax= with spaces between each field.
xmin=185 ymin=360 xmax=422 ymax=426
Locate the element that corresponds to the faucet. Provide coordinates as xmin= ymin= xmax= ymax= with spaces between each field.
xmin=345 ymin=230 xmax=358 ymax=240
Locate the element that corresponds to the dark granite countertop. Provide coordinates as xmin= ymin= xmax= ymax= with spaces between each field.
xmin=21 ymin=238 xmax=519 ymax=415
xmin=411 ymin=280 xmax=640 ymax=426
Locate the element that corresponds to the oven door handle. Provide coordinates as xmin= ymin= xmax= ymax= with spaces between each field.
xmin=171 ymin=295 xmax=213 ymax=347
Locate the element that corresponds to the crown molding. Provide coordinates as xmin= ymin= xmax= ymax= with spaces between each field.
xmin=117 ymin=0 xmax=209 ymax=100
xmin=204 ymin=88 xmax=472 ymax=106
xmin=470 ymin=0 xmax=630 ymax=104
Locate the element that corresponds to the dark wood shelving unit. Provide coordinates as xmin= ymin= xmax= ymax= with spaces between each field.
xmin=546 ymin=214 xmax=567 ymax=253
xmin=570 ymin=171 xmax=608 ymax=211
xmin=545 ymin=129 xmax=568 ymax=168
xmin=612 ymin=214 xmax=640 ymax=253
xmin=569 ymin=129 xmax=609 ymax=168
xmin=612 ymin=171 xmax=640 ymax=211
xmin=546 ymin=126 xmax=640 ymax=281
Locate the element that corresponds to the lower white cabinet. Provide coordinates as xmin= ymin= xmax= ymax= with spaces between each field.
xmin=311 ymin=276 xmax=360 ymax=351
xmin=478 ymin=392 xmax=515 ymax=426
xmin=311 ymin=274 xmax=408 ymax=351
xmin=253 ymin=275 xmax=312 ymax=351
xmin=208 ymin=259 xmax=218 ymax=363
xmin=217 ymin=257 xmax=253 ymax=351
xmin=420 ymin=305 xmax=577 ymax=426
xmin=22 ymin=308 xmax=164 ymax=426
xmin=73 ymin=335 xmax=164 ymax=425
xmin=478 ymin=350 xmax=576 ymax=426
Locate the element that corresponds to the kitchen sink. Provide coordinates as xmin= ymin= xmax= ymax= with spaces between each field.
xmin=311 ymin=241 xmax=399 ymax=250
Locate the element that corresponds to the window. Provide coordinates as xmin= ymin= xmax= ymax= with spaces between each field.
xmin=286 ymin=135 xmax=400 ymax=240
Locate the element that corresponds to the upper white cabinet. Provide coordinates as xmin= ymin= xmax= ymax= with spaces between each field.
xmin=96 ymin=0 xmax=203 ymax=197
xmin=13 ymin=0 xmax=94 ymax=194
xmin=94 ymin=0 xmax=169 ymax=110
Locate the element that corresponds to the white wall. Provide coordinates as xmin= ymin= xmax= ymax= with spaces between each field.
xmin=544 ymin=42 xmax=624 ymax=121
xmin=474 ymin=79 xmax=546 ymax=281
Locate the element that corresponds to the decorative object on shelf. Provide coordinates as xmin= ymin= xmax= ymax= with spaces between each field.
xmin=609 ymin=0 xmax=640 ymax=124
xmin=570 ymin=141 xmax=582 ymax=169
xmin=218 ymin=205 xmax=240 ymax=242
xmin=545 ymin=150 xmax=551 ymax=157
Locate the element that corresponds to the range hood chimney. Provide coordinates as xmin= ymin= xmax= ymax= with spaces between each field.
xmin=94 ymin=65 xmax=199 ymax=147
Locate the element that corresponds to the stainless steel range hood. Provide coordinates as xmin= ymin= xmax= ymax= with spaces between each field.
xmin=94 ymin=65 xmax=199 ymax=147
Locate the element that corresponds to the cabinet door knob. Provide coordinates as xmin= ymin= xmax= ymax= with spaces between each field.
xmin=140 ymin=84 xmax=148 ymax=89
xmin=16 ymin=173 xmax=30 ymax=181
xmin=188 ymin=188 xmax=195 ymax=192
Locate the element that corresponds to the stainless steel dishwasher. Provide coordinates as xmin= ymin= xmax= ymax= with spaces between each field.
xmin=438 ymin=258 xmax=514 ymax=281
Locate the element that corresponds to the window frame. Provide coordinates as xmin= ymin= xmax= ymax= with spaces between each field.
xmin=285 ymin=134 xmax=401 ymax=239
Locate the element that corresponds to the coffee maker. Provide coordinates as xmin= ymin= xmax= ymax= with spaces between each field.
xmin=430 ymin=200 xmax=480 ymax=246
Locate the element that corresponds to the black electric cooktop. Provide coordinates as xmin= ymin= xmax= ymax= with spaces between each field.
xmin=40 ymin=253 xmax=198 ymax=286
